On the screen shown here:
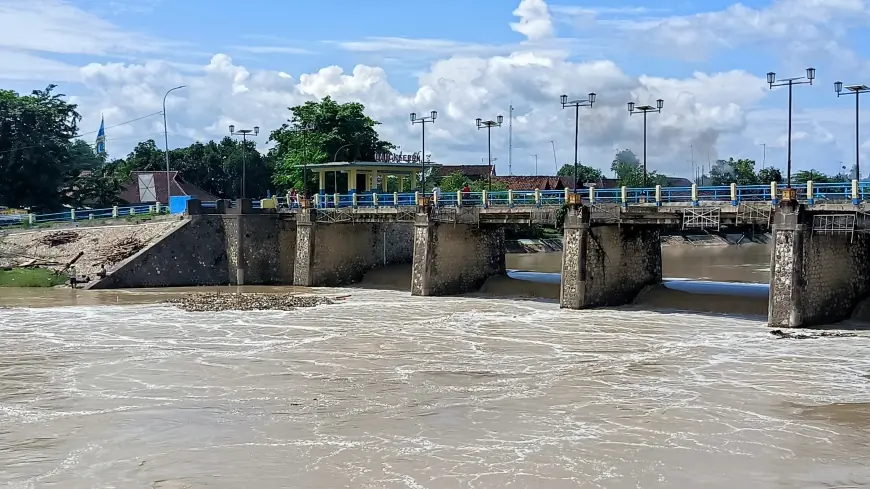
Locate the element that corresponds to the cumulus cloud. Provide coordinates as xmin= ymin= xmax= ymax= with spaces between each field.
xmin=0 ymin=0 xmax=867 ymax=177
xmin=510 ymin=0 xmax=555 ymax=41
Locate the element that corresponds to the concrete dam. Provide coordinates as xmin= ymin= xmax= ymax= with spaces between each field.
xmin=87 ymin=198 xmax=870 ymax=329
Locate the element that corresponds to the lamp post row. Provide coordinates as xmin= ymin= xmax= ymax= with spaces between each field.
xmin=166 ymin=69 xmax=865 ymax=204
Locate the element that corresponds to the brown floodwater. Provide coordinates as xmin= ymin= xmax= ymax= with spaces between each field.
xmin=2 ymin=244 xmax=870 ymax=488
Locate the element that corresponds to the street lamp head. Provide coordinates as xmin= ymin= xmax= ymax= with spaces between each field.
xmin=627 ymin=101 xmax=635 ymax=113
xmin=410 ymin=112 xmax=417 ymax=122
xmin=767 ymin=72 xmax=776 ymax=85
xmin=835 ymin=81 xmax=843 ymax=93
xmin=588 ymin=92 xmax=596 ymax=104
xmin=253 ymin=126 xmax=259 ymax=136
xmin=806 ymin=67 xmax=816 ymax=82
xmin=228 ymin=124 xmax=235 ymax=134
xmin=656 ymin=98 xmax=664 ymax=110
xmin=560 ymin=94 xmax=568 ymax=105
xmin=476 ymin=118 xmax=482 ymax=128
xmin=430 ymin=110 xmax=437 ymax=121
xmin=497 ymin=115 xmax=504 ymax=125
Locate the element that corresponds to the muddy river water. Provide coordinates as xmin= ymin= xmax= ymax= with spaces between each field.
xmin=1 ymin=245 xmax=869 ymax=488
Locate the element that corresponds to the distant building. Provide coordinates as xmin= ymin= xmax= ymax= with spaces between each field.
xmin=119 ymin=171 xmax=219 ymax=204
xmin=436 ymin=165 xmax=494 ymax=180
xmin=491 ymin=176 xmax=565 ymax=190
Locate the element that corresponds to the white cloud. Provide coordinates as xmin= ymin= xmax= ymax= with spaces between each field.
xmin=230 ymin=45 xmax=314 ymax=55
xmin=623 ymin=0 xmax=870 ymax=64
xmin=0 ymin=0 xmax=169 ymax=55
xmin=510 ymin=0 xmax=555 ymax=41
xmin=1 ymin=0 xmax=867 ymax=178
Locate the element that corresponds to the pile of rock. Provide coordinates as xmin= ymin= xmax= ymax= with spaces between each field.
xmin=166 ymin=293 xmax=336 ymax=312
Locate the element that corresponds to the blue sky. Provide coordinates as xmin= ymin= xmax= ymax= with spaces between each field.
xmin=2 ymin=0 xmax=870 ymax=178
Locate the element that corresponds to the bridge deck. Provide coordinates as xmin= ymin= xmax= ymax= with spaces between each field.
xmin=279 ymin=202 xmax=870 ymax=232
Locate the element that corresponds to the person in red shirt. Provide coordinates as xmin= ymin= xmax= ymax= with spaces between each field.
xmin=461 ymin=184 xmax=471 ymax=205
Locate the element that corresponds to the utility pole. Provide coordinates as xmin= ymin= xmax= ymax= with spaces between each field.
xmin=690 ymin=144 xmax=695 ymax=184
xmin=550 ymin=140 xmax=557 ymax=173
xmin=508 ymin=104 xmax=514 ymax=175
xmin=530 ymin=154 xmax=538 ymax=175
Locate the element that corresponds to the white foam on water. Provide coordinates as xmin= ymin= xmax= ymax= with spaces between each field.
xmin=1 ymin=290 xmax=870 ymax=488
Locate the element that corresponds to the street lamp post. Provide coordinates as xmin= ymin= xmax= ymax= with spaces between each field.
xmin=290 ymin=123 xmax=315 ymax=195
xmin=332 ymin=143 xmax=353 ymax=191
xmin=834 ymin=81 xmax=869 ymax=181
xmin=560 ymin=93 xmax=596 ymax=192
xmin=476 ymin=115 xmax=504 ymax=191
xmin=530 ymin=154 xmax=538 ymax=176
xmin=228 ymin=124 xmax=259 ymax=199
xmin=767 ymin=68 xmax=815 ymax=193
xmin=162 ymin=85 xmax=186 ymax=205
xmin=410 ymin=110 xmax=437 ymax=193
xmin=627 ymin=98 xmax=664 ymax=188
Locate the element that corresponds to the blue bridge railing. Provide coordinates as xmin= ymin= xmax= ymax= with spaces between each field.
xmin=5 ymin=181 xmax=868 ymax=227
xmin=258 ymin=181 xmax=869 ymax=209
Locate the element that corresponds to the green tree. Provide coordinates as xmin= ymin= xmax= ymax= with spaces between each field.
xmin=269 ymin=96 xmax=394 ymax=193
xmin=556 ymin=163 xmax=603 ymax=184
xmin=756 ymin=167 xmax=783 ymax=183
xmin=438 ymin=172 xmax=469 ymax=192
xmin=609 ymin=149 xmax=669 ymax=187
xmin=709 ymin=158 xmax=758 ymax=185
xmin=117 ymin=137 xmax=274 ymax=199
xmin=0 ymin=85 xmax=81 ymax=210
xmin=792 ymin=169 xmax=833 ymax=184
xmin=436 ymin=172 xmax=507 ymax=192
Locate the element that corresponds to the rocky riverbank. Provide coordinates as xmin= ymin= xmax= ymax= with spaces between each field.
xmin=0 ymin=220 xmax=184 ymax=283
xmin=165 ymin=293 xmax=339 ymax=312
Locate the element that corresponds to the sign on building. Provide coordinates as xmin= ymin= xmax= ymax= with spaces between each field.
xmin=138 ymin=173 xmax=158 ymax=202
xmin=374 ymin=152 xmax=422 ymax=163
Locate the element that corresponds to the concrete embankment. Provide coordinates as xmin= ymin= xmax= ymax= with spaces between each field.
xmin=0 ymin=219 xmax=186 ymax=284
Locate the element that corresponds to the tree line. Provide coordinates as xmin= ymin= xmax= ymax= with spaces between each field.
xmin=0 ymin=86 xmax=392 ymax=211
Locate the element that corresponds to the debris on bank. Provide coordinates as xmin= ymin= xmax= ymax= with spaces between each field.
xmin=37 ymin=230 xmax=81 ymax=247
xmin=165 ymin=293 xmax=339 ymax=312
xmin=100 ymin=236 xmax=146 ymax=264
xmin=769 ymin=329 xmax=858 ymax=340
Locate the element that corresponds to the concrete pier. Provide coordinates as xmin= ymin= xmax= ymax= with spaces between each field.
xmin=411 ymin=212 xmax=505 ymax=296
xmin=293 ymin=209 xmax=413 ymax=287
xmin=560 ymin=206 xmax=662 ymax=309
xmin=768 ymin=201 xmax=870 ymax=328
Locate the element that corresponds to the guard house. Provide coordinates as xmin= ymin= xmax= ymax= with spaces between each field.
xmin=307 ymin=152 xmax=441 ymax=194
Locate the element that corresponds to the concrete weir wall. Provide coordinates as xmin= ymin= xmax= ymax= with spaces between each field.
xmin=293 ymin=209 xmax=414 ymax=287
xmin=769 ymin=202 xmax=870 ymax=328
xmin=560 ymin=206 xmax=662 ymax=309
xmin=411 ymin=213 xmax=506 ymax=296
xmin=89 ymin=210 xmax=297 ymax=289
xmin=223 ymin=214 xmax=296 ymax=285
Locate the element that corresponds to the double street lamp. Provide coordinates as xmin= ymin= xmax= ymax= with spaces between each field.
xmin=228 ymin=124 xmax=259 ymax=199
xmin=410 ymin=110 xmax=437 ymax=193
xmin=767 ymin=68 xmax=815 ymax=191
xmin=834 ymin=81 xmax=869 ymax=181
xmin=476 ymin=115 xmax=504 ymax=190
xmin=627 ymin=98 xmax=664 ymax=188
xmin=560 ymin=93 xmax=596 ymax=192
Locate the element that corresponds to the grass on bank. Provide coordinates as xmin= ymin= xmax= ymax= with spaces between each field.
xmin=0 ymin=267 xmax=67 ymax=287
